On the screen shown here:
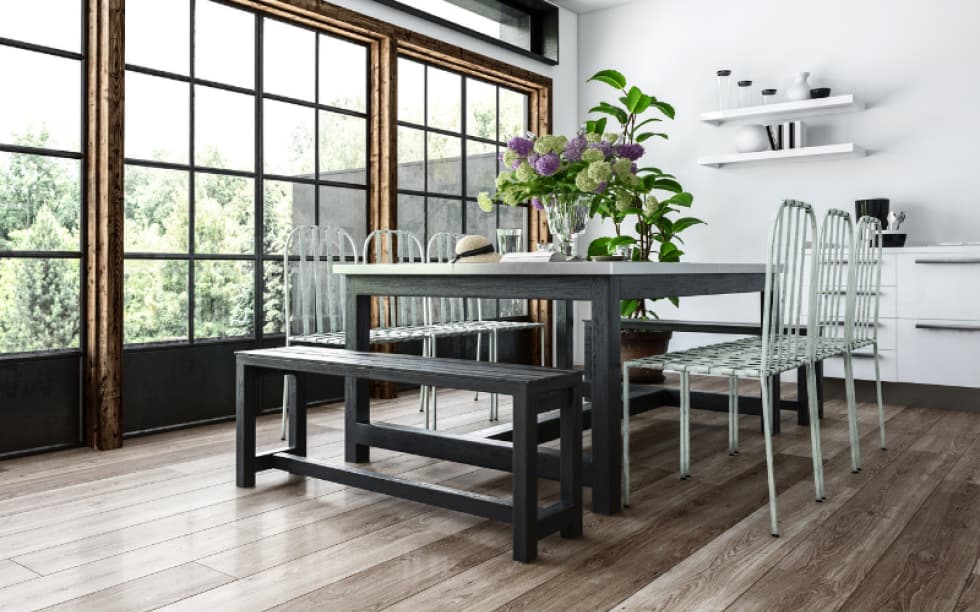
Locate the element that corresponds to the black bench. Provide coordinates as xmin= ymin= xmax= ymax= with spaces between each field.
xmin=235 ymin=346 xmax=584 ymax=563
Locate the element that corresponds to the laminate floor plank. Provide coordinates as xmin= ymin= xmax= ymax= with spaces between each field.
xmin=0 ymin=560 xmax=37 ymax=590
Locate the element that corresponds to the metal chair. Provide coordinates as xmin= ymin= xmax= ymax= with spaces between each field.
xmin=424 ymin=232 xmax=546 ymax=423
xmin=622 ymin=200 xmax=825 ymax=537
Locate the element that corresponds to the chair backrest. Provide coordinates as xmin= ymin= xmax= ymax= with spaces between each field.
xmin=426 ymin=232 xmax=481 ymax=324
xmin=849 ymin=216 xmax=884 ymax=345
xmin=812 ymin=208 xmax=854 ymax=343
xmin=363 ymin=229 xmax=426 ymax=328
xmin=761 ymin=200 xmax=820 ymax=371
xmin=283 ymin=225 xmax=359 ymax=340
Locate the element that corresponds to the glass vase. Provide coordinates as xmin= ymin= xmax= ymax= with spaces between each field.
xmin=544 ymin=196 xmax=590 ymax=258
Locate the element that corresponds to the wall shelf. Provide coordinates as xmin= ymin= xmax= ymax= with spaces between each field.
xmin=698 ymin=143 xmax=866 ymax=168
xmin=700 ymin=94 xmax=865 ymax=126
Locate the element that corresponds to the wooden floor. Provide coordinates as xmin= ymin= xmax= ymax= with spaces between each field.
xmin=1 ymin=378 xmax=980 ymax=611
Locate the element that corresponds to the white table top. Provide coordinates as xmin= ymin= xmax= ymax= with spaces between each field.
xmin=334 ymin=261 xmax=766 ymax=277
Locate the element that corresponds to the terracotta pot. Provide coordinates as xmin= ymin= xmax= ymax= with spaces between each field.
xmin=621 ymin=330 xmax=672 ymax=384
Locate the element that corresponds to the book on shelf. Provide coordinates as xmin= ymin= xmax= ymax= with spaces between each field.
xmin=499 ymin=251 xmax=568 ymax=263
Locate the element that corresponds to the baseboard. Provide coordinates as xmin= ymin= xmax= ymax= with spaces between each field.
xmin=822 ymin=378 xmax=980 ymax=411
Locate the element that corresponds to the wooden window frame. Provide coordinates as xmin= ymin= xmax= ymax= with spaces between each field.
xmin=84 ymin=0 xmax=553 ymax=449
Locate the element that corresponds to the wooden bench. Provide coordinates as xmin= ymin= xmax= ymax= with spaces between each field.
xmin=235 ymin=346 xmax=584 ymax=563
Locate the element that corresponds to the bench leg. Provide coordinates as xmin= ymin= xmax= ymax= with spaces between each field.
xmin=560 ymin=386 xmax=583 ymax=539
xmin=288 ymin=372 xmax=308 ymax=457
xmin=236 ymin=362 xmax=259 ymax=488
xmin=512 ymin=389 xmax=538 ymax=562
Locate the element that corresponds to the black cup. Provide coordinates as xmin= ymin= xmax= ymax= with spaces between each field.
xmin=855 ymin=198 xmax=889 ymax=226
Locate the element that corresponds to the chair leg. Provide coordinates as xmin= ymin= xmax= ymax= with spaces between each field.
xmin=680 ymin=371 xmax=691 ymax=479
xmin=280 ymin=374 xmax=291 ymax=441
xmin=474 ymin=333 xmax=482 ymax=402
xmin=759 ymin=375 xmax=779 ymax=537
xmin=732 ymin=376 xmax=739 ymax=453
xmin=727 ymin=376 xmax=739 ymax=455
xmin=843 ymin=353 xmax=861 ymax=472
xmin=490 ymin=329 xmax=499 ymax=421
xmin=806 ymin=363 xmax=825 ymax=501
xmin=622 ymin=363 xmax=631 ymax=508
xmin=873 ymin=343 xmax=886 ymax=450
xmin=419 ymin=337 xmax=428 ymax=414
xmin=431 ymin=340 xmax=439 ymax=431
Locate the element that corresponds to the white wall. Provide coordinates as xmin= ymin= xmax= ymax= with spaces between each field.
xmin=578 ymin=0 xmax=980 ymax=354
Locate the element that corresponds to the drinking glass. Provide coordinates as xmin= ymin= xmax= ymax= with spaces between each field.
xmin=496 ymin=228 xmax=524 ymax=255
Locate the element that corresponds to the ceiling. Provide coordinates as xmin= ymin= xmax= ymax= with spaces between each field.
xmin=548 ymin=0 xmax=637 ymax=13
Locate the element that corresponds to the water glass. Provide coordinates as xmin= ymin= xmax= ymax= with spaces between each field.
xmin=496 ymin=228 xmax=524 ymax=255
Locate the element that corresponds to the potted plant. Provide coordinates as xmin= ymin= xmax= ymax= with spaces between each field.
xmin=584 ymin=70 xmax=704 ymax=382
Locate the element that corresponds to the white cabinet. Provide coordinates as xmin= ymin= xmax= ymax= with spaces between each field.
xmin=806 ymin=245 xmax=980 ymax=388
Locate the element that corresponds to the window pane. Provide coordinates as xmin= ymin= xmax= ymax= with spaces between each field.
xmin=427 ymin=67 xmax=461 ymax=132
xmin=319 ymin=186 xmax=367 ymax=246
xmin=0 ymin=153 xmax=81 ymax=251
xmin=397 ymin=194 xmax=424 ymax=246
xmin=263 ymin=18 xmax=314 ymax=102
xmin=397 ymin=127 xmax=424 ymax=192
xmin=124 ymin=165 xmax=188 ymax=253
xmin=0 ymin=47 xmax=81 ymax=151
xmin=0 ymin=257 xmax=80 ymax=353
xmin=263 ymin=180 xmax=313 ymax=254
xmin=195 ymin=0 xmax=254 ymax=89
xmin=428 ymin=198 xmax=462 ymax=244
xmin=194 ymin=260 xmax=254 ymax=339
xmin=263 ymin=260 xmax=285 ymax=335
xmin=397 ymin=58 xmax=424 ymax=125
xmin=0 ymin=0 xmax=81 ymax=53
xmin=319 ymin=35 xmax=367 ymax=112
xmin=499 ymin=88 xmax=528 ymax=142
xmin=466 ymin=78 xmax=496 ymax=140
xmin=126 ymin=72 xmax=189 ymax=164
xmin=264 ymin=100 xmax=314 ymax=177
xmin=465 ymin=199 xmax=495 ymax=240
xmin=194 ymin=173 xmax=254 ymax=254
xmin=427 ymin=133 xmax=461 ymax=195
xmin=318 ymin=111 xmax=366 ymax=184
xmin=466 ymin=140 xmax=496 ymax=198
xmin=126 ymin=0 xmax=190 ymax=74
xmin=498 ymin=203 xmax=529 ymax=317
xmin=124 ymin=259 xmax=188 ymax=344
xmin=195 ymin=86 xmax=254 ymax=171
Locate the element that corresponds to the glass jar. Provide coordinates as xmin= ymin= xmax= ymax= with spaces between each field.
xmin=737 ymin=80 xmax=755 ymax=107
xmin=761 ymin=88 xmax=778 ymax=105
xmin=715 ymin=70 xmax=733 ymax=110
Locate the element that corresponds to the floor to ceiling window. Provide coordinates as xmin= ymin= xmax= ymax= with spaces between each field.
xmin=0 ymin=1 xmax=86 ymax=454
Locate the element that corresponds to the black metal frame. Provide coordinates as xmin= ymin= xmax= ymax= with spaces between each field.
xmin=122 ymin=0 xmax=371 ymax=346
xmin=236 ymin=346 xmax=584 ymax=562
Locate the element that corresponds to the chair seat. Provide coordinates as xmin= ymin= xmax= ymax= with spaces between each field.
xmin=425 ymin=320 xmax=545 ymax=337
xmin=292 ymin=324 xmax=443 ymax=346
xmin=627 ymin=337 xmax=811 ymax=378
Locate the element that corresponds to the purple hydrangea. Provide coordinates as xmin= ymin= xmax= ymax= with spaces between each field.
xmin=507 ymin=136 xmax=534 ymax=157
xmin=564 ymin=136 xmax=587 ymax=162
xmin=614 ymin=143 xmax=645 ymax=161
xmin=527 ymin=152 xmax=540 ymax=166
xmin=534 ymin=152 xmax=561 ymax=176
xmin=511 ymin=157 xmax=522 ymax=170
xmin=594 ymin=181 xmax=608 ymax=194
xmin=530 ymin=197 xmax=544 ymax=210
xmin=631 ymin=162 xmax=639 ymax=174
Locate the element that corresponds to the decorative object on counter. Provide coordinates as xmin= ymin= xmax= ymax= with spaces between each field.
xmin=810 ymin=87 xmax=831 ymax=99
xmin=716 ymin=69 xmax=733 ymax=110
xmin=737 ymin=80 xmax=754 ymax=107
xmin=855 ymin=197 xmax=889 ymax=227
xmin=592 ymin=254 xmax=625 ymax=261
xmin=883 ymin=210 xmax=907 ymax=248
xmin=544 ymin=197 xmax=590 ymax=257
xmin=786 ymin=71 xmax=812 ymax=101
xmin=776 ymin=120 xmax=807 ymax=149
xmin=766 ymin=123 xmax=781 ymax=150
xmin=735 ymin=124 xmax=770 ymax=153
xmin=761 ymin=88 xmax=778 ymax=105
xmin=887 ymin=210 xmax=906 ymax=231
xmin=451 ymin=234 xmax=501 ymax=263
xmin=495 ymin=228 xmax=523 ymax=255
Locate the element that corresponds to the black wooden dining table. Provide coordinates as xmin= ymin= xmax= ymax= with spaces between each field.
xmin=336 ymin=260 xmax=769 ymax=515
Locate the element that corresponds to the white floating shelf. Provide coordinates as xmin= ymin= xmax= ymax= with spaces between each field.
xmin=700 ymin=94 xmax=865 ymax=126
xmin=698 ymin=143 xmax=866 ymax=168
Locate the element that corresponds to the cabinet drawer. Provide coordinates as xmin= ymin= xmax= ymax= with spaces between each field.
xmin=898 ymin=254 xmax=980 ymax=320
xmin=823 ymin=348 xmax=897 ymax=382
xmin=897 ymin=319 xmax=980 ymax=388
xmin=802 ymin=286 xmax=896 ymax=321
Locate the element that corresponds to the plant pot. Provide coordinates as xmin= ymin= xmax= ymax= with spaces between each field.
xmin=621 ymin=329 xmax=672 ymax=384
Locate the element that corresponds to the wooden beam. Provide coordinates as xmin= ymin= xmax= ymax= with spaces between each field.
xmin=84 ymin=0 xmax=125 ymax=450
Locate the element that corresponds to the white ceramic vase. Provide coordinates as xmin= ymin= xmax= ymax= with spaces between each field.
xmin=786 ymin=72 xmax=811 ymax=101
xmin=734 ymin=124 xmax=770 ymax=153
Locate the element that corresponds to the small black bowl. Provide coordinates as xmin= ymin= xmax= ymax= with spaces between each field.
xmin=882 ymin=232 xmax=907 ymax=248
xmin=810 ymin=87 xmax=831 ymax=99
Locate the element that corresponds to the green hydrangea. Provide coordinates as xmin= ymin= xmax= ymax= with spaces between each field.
xmin=553 ymin=135 xmax=568 ymax=152
xmin=643 ymin=195 xmax=659 ymax=216
xmin=612 ymin=157 xmax=632 ymax=179
xmin=502 ymin=189 xmax=521 ymax=206
xmin=575 ymin=171 xmax=598 ymax=192
xmin=588 ymin=160 xmax=612 ymax=183
xmin=585 ymin=132 xmax=602 ymax=143
xmin=495 ymin=170 xmax=513 ymax=190
xmin=581 ymin=148 xmax=604 ymax=163
xmin=604 ymin=133 xmax=620 ymax=145
xmin=502 ymin=149 xmax=519 ymax=168
xmin=515 ymin=160 xmax=536 ymax=182
xmin=617 ymin=190 xmax=634 ymax=210
xmin=477 ymin=192 xmax=494 ymax=212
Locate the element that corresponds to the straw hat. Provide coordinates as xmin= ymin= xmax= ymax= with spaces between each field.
xmin=452 ymin=234 xmax=500 ymax=263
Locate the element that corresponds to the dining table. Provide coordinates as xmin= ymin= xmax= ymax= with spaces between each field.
xmin=335 ymin=260 xmax=769 ymax=515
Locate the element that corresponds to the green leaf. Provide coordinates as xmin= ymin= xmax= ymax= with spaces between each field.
xmin=668 ymin=296 xmax=680 ymax=308
xmin=637 ymin=167 xmax=663 ymax=175
xmin=588 ymin=69 xmax=627 ymax=90
xmin=634 ymin=117 xmax=663 ymax=130
xmin=652 ymin=101 xmax=676 ymax=119
xmin=625 ymin=86 xmax=644 ymax=114
xmin=620 ymin=299 xmax=640 ymax=318
xmin=649 ymin=178 xmax=683 ymax=193
xmin=595 ymin=117 xmax=608 ymax=135
xmin=663 ymin=192 xmax=693 ymax=207
xmin=632 ymin=94 xmax=653 ymax=115
xmin=587 ymin=237 xmax=613 ymax=257
xmin=672 ymin=216 xmax=706 ymax=233
xmin=636 ymin=132 xmax=669 ymax=143
xmin=659 ymin=241 xmax=681 ymax=262
xmin=588 ymin=103 xmax=627 ymax=125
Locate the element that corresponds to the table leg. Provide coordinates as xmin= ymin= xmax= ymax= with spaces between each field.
xmin=288 ymin=372 xmax=308 ymax=457
xmin=555 ymin=299 xmax=574 ymax=369
xmin=512 ymin=389 xmax=538 ymax=562
xmin=560 ymin=385 xmax=583 ymax=539
xmin=236 ymin=361 xmax=258 ymax=488
xmin=345 ymin=287 xmax=371 ymax=463
xmin=590 ymin=278 xmax=622 ymax=515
